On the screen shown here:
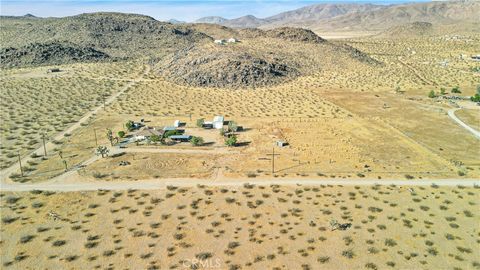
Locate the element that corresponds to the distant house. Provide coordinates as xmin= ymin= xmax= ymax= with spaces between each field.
xmin=227 ymin=38 xmax=238 ymax=43
xmin=472 ymin=55 xmax=480 ymax=62
xmin=134 ymin=127 xmax=164 ymax=141
xmin=214 ymin=39 xmax=226 ymax=45
xmin=213 ymin=115 xmax=224 ymax=129
xmin=174 ymin=120 xmax=181 ymax=127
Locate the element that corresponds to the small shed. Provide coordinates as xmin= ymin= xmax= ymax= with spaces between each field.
xmin=213 ymin=115 xmax=224 ymax=129
xmin=227 ymin=38 xmax=238 ymax=43
xmin=163 ymin=126 xmax=177 ymax=131
xmin=214 ymin=39 xmax=225 ymax=45
xmin=202 ymin=122 xmax=214 ymax=129
xmin=174 ymin=120 xmax=181 ymax=127
xmin=276 ymin=140 xmax=288 ymax=147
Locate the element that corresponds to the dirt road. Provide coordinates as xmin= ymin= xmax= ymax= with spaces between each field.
xmin=1 ymin=177 xmax=478 ymax=192
xmin=0 ymin=64 xmax=151 ymax=181
xmin=448 ymin=108 xmax=480 ymax=139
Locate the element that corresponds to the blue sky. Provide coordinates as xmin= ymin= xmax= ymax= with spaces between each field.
xmin=1 ymin=0 xmax=433 ymax=21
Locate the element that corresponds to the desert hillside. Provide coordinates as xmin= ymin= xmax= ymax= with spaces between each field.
xmin=0 ymin=12 xmax=212 ymax=58
xmin=0 ymin=13 xmax=379 ymax=88
xmin=196 ymin=1 xmax=480 ymax=33
xmin=1 ymin=42 xmax=110 ymax=68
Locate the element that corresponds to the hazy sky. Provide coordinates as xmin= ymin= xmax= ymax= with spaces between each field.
xmin=1 ymin=0 xmax=433 ymax=22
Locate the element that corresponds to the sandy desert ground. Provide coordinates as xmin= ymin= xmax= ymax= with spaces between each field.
xmin=1 ymin=184 xmax=479 ymax=269
xmin=1 ymin=25 xmax=479 ymax=270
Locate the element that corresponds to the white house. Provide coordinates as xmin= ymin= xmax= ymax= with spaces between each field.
xmin=227 ymin=38 xmax=237 ymax=43
xmin=214 ymin=39 xmax=225 ymax=45
xmin=213 ymin=115 xmax=224 ymax=129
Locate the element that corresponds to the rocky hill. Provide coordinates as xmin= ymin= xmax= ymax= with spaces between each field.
xmin=0 ymin=12 xmax=212 ymax=58
xmin=0 ymin=12 xmax=380 ymax=88
xmin=155 ymin=27 xmax=380 ymax=88
xmin=157 ymin=47 xmax=297 ymax=88
xmin=0 ymin=42 xmax=110 ymax=68
xmin=265 ymin=27 xmax=325 ymax=43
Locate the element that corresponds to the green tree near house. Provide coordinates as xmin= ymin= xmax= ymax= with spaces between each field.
xmin=219 ymin=128 xmax=226 ymax=136
xmin=471 ymin=90 xmax=480 ymax=102
xmin=106 ymin=129 xmax=114 ymax=146
xmin=440 ymin=88 xmax=446 ymax=95
xmin=190 ymin=136 xmax=204 ymax=146
xmin=118 ymin=131 xmax=126 ymax=138
xmin=451 ymin=86 xmax=461 ymax=94
xmin=150 ymin=135 xmax=163 ymax=143
xmin=125 ymin=120 xmax=135 ymax=131
xmin=472 ymin=85 xmax=480 ymax=102
xmin=225 ymin=135 xmax=237 ymax=147
xmin=228 ymin=121 xmax=238 ymax=132
xmin=196 ymin=118 xmax=205 ymax=127
xmin=164 ymin=130 xmax=182 ymax=138
xmin=428 ymin=90 xmax=436 ymax=98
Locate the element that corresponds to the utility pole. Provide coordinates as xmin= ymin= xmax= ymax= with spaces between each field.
xmin=266 ymin=146 xmax=280 ymax=174
xmin=63 ymin=160 xmax=67 ymax=172
xmin=103 ymin=94 xmax=106 ymax=110
xmin=94 ymin=128 xmax=98 ymax=146
xmin=18 ymin=151 xmax=23 ymax=177
xmin=42 ymin=133 xmax=47 ymax=157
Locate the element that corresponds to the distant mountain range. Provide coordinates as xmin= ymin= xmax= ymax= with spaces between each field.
xmin=194 ymin=1 xmax=480 ymax=32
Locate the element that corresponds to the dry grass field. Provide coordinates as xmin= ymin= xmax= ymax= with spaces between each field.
xmin=456 ymin=109 xmax=480 ymax=132
xmin=0 ymin=61 xmax=144 ymax=170
xmin=1 ymin=184 xmax=479 ymax=269
xmin=342 ymin=35 xmax=480 ymax=94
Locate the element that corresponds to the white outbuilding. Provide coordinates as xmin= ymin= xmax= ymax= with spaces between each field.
xmin=214 ymin=39 xmax=226 ymax=45
xmin=213 ymin=115 xmax=224 ymax=129
xmin=227 ymin=38 xmax=238 ymax=43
